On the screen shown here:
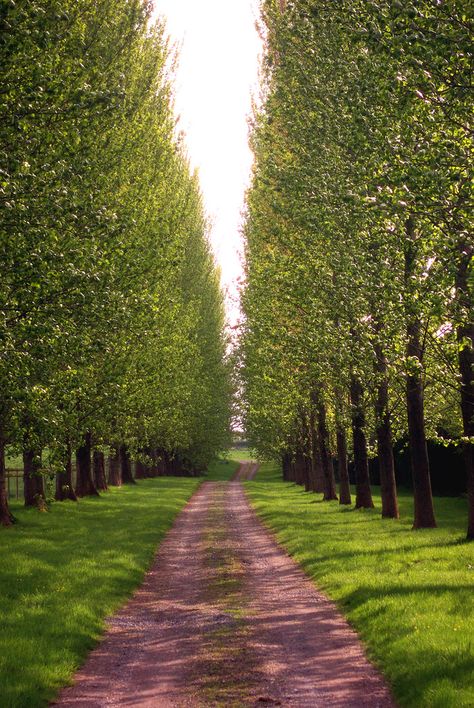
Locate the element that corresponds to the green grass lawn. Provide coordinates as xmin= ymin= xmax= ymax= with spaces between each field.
xmin=204 ymin=456 xmax=240 ymax=480
xmin=246 ymin=462 xmax=474 ymax=708
xmin=0 ymin=477 xmax=201 ymax=708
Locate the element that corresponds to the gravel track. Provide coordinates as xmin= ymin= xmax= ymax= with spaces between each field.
xmin=54 ymin=464 xmax=395 ymax=707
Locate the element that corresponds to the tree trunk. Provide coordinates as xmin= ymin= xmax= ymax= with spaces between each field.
xmin=316 ymin=399 xmax=338 ymax=501
xmin=23 ymin=445 xmax=44 ymax=507
xmin=455 ymin=241 xmax=474 ymax=540
xmin=375 ymin=343 xmax=399 ymax=519
xmin=286 ymin=457 xmax=295 ymax=482
xmin=93 ymin=450 xmax=108 ymax=491
xmin=294 ymin=452 xmax=305 ymax=486
xmin=108 ymin=445 xmax=122 ymax=486
xmin=155 ymin=448 xmax=165 ymax=475
xmin=404 ymin=216 xmax=436 ymax=528
xmin=282 ymin=452 xmax=291 ymax=481
xmin=298 ymin=447 xmax=311 ymax=492
xmin=143 ymin=446 xmax=156 ymax=477
xmin=120 ymin=444 xmax=135 ymax=484
xmin=336 ymin=425 xmax=352 ymax=505
xmin=459 ymin=321 xmax=474 ymax=540
xmin=306 ymin=452 xmax=318 ymax=492
xmin=350 ymin=376 xmax=374 ymax=509
xmin=156 ymin=448 xmax=168 ymax=476
xmin=135 ymin=458 xmax=148 ymax=479
xmin=0 ymin=436 xmax=14 ymax=526
xmin=310 ymin=413 xmax=325 ymax=493
xmin=55 ymin=441 xmax=77 ymax=501
xmin=76 ymin=432 xmax=99 ymax=497
xmin=405 ymin=339 xmax=436 ymax=528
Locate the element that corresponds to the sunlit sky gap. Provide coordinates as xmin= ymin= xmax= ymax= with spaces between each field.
xmin=152 ymin=1 xmax=262 ymax=323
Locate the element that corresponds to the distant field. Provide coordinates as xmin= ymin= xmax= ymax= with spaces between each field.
xmin=224 ymin=447 xmax=257 ymax=462
xmin=246 ymin=462 xmax=474 ymax=708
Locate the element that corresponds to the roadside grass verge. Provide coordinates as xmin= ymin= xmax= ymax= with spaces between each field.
xmin=0 ymin=477 xmax=200 ymax=708
xmin=246 ymin=462 xmax=474 ymax=708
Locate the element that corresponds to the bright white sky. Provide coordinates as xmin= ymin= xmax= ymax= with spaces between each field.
xmin=152 ymin=0 xmax=262 ymax=323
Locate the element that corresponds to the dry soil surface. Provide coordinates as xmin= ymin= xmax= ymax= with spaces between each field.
xmin=54 ymin=463 xmax=395 ymax=707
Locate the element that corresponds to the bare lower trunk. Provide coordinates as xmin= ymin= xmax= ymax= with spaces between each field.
xmin=23 ymin=445 xmax=44 ymax=507
xmin=316 ymin=401 xmax=338 ymax=501
xmin=143 ymin=447 xmax=156 ymax=477
xmin=135 ymin=459 xmax=148 ymax=479
xmin=306 ymin=450 xmax=319 ymax=492
xmin=76 ymin=432 xmax=99 ymax=497
xmin=406 ymin=321 xmax=436 ymax=529
xmin=459 ymin=322 xmax=474 ymax=540
xmin=292 ymin=449 xmax=306 ymax=486
xmin=375 ymin=343 xmax=399 ymax=519
xmin=93 ymin=450 xmax=108 ymax=491
xmin=282 ymin=453 xmax=291 ymax=481
xmin=55 ymin=441 xmax=77 ymax=501
xmin=288 ymin=457 xmax=296 ymax=483
xmin=301 ymin=449 xmax=312 ymax=492
xmin=120 ymin=444 xmax=135 ymax=484
xmin=336 ymin=425 xmax=351 ymax=505
xmin=350 ymin=377 xmax=374 ymax=509
xmin=455 ymin=242 xmax=473 ymax=539
xmin=310 ymin=414 xmax=325 ymax=493
xmin=404 ymin=216 xmax=436 ymax=529
xmin=108 ymin=445 xmax=122 ymax=486
xmin=156 ymin=448 xmax=166 ymax=475
xmin=0 ymin=436 xmax=14 ymax=526
xmin=293 ymin=452 xmax=304 ymax=486
xmin=155 ymin=448 xmax=168 ymax=476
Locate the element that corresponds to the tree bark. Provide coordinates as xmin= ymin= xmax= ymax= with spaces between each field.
xmin=156 ymin=448 xmax=169 ymax=476
xmin=350 ymin=376 xmax=374 ymax=509
xmin=0 ymin=436 xmax=14 ymax=526
xmin=76 ymin=432 xmax=99 ymax=497
xmin=143 ymin=446 xmax=156 ymax=477
xmin=156 ymin=448 xmax=166 ymax=476
xmin=290 ymin=455 xmax=298 ymax=484
xmin=55 ymin=441 xmax=77 ymax=501
xmin=120 ymin=444 xmax=135 ymax=484
xmin=375 ymin=343 xmax=399 ymax=519
xmin=135 ymin=458 xmax=148 ymax=479
xmin=282 ymin=452 xmax=291 ymax=481
xmin=310 ymin=413 xmax=325 ymax=493
xmin=316 ymin=399 xmax=338 ymax=501
xmin=459 ymin=321 xmax=474 ymax=540
xmin=455 ymin=241 xmax=474 ymax=540
xmin=404 ymin=217 xmax=436 ymax=528
xmin=108 ymin=445 xmax=122 ymax=486
xmin=336 ymin=424 xmax=352 ymax=505
xmin=298 ymin=448 xmax=311 ymax=492
xmin=23 ymin=445 xmax=44 ymax=507
xmin=93 ymin=450 xmax=108 ymax=491
xmin=405 ymin=341 xmax=436 ymax=528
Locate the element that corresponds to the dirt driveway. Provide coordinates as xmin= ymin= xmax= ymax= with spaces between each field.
xmin=55 ymin=466 xmax=395 ymax=707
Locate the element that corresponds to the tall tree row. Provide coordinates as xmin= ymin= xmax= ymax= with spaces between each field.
xmin=241 ymin=1 xmax=473 ymax=538
xmin=0 ymin=0 xmax=231 ymax=525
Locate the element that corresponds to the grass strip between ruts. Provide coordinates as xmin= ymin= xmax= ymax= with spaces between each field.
xmin=245 ymin=461 xmax=474 ymax=708
xmin=0 ymin=458 xmax=237 ymax=708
